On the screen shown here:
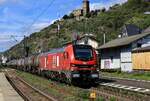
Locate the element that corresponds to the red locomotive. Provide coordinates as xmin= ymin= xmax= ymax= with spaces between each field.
xmin=7 ymin=44 xmax=99 ymax=85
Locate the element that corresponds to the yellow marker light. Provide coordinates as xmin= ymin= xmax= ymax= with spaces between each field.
xmin=90 ymin=92 xmax=96 ymax=99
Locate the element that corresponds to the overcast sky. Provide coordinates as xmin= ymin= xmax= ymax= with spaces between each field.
xmin=0 ymin=0 xmax=127 ymax=52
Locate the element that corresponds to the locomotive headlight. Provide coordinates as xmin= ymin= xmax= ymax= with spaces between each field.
xmin=72 ymin=74 xmax=80 ymax=78
xmin=71 ymin=64 xmax=76 ymax=67
xmin=94 ymin=65 xmax=97 ymax=67
xmin=91 ymin=74 xmax=99 ymax=78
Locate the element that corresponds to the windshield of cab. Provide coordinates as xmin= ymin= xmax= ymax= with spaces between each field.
xmin=74 ymin=45 xmax=93 ymax=61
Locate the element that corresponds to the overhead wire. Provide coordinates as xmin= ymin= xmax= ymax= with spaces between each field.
xmin=0 ymin=0 xmax=41 ymax=42
xmin=0 ymin=0 xmax=55 ymax=50
xmin=23 ymin=0 xmax=55 ymax=35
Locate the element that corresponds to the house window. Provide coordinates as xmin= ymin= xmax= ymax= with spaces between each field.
xmin=137 ymin=43 xmax=142 ymax=48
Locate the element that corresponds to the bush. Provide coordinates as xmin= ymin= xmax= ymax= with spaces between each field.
xmin=63 ymin=15 xmax=69 ymax=19
xmin=69 ymin=13 xmax=74 ymax=18
xmin=110 ymin=96 xmax=116 ymax=101
xmin=96 ymin=97 xmax=105 ymax=101
xmin=78 ymin=90 xmax=90 ymax=99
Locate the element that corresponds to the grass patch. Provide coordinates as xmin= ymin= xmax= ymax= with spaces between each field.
xmin=77 ymin=90 xmax=90 ymax=99
xmin=110 ymin=96 xmax=116 ymax=101
xmin=16 ymin=70 xmax=105 ymax=101
xmin=102 ymin=71 xmax=150 ymax=81
xmin=16 ymin=70 xmax=62 ymax=98
xmin=96 ymin=97 xmax=105 ymax=101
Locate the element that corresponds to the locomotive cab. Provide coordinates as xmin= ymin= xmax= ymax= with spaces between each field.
xmin=70 ymin=45 xmax=99 ymax=84
xmin=73 ymin=45 xmax=94 ymax=61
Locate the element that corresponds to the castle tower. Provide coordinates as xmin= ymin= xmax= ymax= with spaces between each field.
xmin=82 ymin=0 xmax=90 ymax=16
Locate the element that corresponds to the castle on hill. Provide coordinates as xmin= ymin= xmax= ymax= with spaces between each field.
xmin=72 ymin=0 xmax=90 ymax=17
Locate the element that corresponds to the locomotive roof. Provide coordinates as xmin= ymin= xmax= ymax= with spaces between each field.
xmin=41 ymin=47 xmax=65 ymax=55
xmin=40 ymin=44 xmax=92 ymax=56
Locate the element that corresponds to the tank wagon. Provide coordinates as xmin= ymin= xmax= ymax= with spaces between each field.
xmin=7 ymin=44 xmax=99 ymax=85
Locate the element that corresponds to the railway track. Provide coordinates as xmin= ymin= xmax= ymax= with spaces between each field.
xmin=89 ymin=79 xmax=150 ymax=101
xmin=3 ymin=68 xmax=150 ymax=101
xmin=102 ymin=76 xmax=150 ymax=83
xmin=102 ymin=76 xmax=150 ymax=89
xmin=5 ymin=69 xmax=57 ymax=101
xmin=90 ymin=87 xmax=134 ymax=101
xmin=100 ymin=82 xmax=150 ymax=94
xmin=95 ymin=85 xmax=149 ymax=101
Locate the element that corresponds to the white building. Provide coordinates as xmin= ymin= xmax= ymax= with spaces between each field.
xmin=1 ymin=55 xmax=7 ymax=64
xmin=65 ymin=34 xmax=99 ymax=49
xmin=76 ymin=34 xmax=99 ymax=49
xmin=98 ymin=27 xmax=150 ymax=72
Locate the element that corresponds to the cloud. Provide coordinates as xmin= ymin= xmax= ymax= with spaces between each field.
xmin=0 ymin=32 xmax=22 ymax=52
xmin=0 ymin=20 xmax=50 ymax=52
xmin=90 ymin=3 xmax=105 ymax=10
xmin=23 ymin=21 xmax=50 ymax=35
xmin=90 ymin=0 xmax=127 ymax=10
xmin=0 ymin=40 xmax=18 ymax=51
xmin=32 ymin=22 xmax=50 ymax=31
xmin=0 ymin=32 xmax=23 ymax=41
xmin=50 ymin=19 xmax=58 ymax=24
xmin=0 ymin=0 xmax=5 ymax=4
xmin=0 ymin=0 xmax=22 ymax=4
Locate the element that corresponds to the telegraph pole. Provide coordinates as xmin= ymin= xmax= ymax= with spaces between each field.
xmin=24 ymin=35 xmax=26 ymax=51
xmin=23 ymin=35 xmax=29 ymax=57
xmin=101 ymin=26 xmax=106 ymax=45
xmin=57 ymin=23 xmax=60 ymax=38
xmin=56 ymin=13 xmax=61 ymax=47
xmin=103 ymin=33 xmax=106 ymax=44
xmin=23 ymin=35 xmax=26 ymax=57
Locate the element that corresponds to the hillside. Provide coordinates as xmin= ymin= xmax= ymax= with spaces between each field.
xmin=4 ymin=0 xmax=150 ymax=59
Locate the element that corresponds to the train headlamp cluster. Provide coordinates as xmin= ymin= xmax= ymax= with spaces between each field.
xmin=71 ymin=64 xmax=76 ymax=67
xmin=72 ymin=74 xmax=80 ymax=78
xmin=91 ymin=74 xmax=99 ymax=78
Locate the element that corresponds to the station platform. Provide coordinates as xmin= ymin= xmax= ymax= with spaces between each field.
xmin=0 ymin=73 xmax=23 ymax=101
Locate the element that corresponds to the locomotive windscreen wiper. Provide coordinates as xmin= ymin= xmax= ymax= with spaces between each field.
xmin=74 ymin=48 xmax=93 ymax=61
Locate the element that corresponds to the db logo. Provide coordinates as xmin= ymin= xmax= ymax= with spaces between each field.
xmin=83 ymin=62 xmax=87 ymax=64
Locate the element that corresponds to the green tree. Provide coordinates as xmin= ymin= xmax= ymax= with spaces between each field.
xmin=101 ymin=8 xmax=106 ymax=12
xmin=63 ymin=15 xmax=69 ymax=19
xmin=69 ymin=13 xmax=74 ymax=18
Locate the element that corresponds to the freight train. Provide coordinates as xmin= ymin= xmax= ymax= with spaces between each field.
xmin=7 ymin=44 xmax=99 ymax=85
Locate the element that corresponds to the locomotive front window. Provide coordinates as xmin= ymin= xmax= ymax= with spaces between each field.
xmin=74 ymin=47 xmax=93 ymax=61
